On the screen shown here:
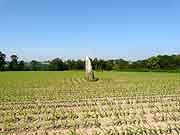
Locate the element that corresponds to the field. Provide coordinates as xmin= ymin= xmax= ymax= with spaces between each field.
xmin=0 ymin=71 xmax=180 ymax=135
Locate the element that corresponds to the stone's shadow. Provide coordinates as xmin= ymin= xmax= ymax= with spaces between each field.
xmin=85 ymin=77 xmax=99 ymax=82
xmin=93 ymin=77 xmax=99 ymax=81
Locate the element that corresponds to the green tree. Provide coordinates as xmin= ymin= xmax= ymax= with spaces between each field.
xmin=64 ymin=60 xmax=73 ymax=70
xmin=92 ymin=58 xmax=98 ymax=70
xmin=104 ymin=60 xmax=113 ymax=70
xmin=92 ymin=58 xmax=105 ymax=71
xmin=9 ymin=55 xmax=18 ymax=71
xmin=175 ymin=55 xmax=180 ymax=68
xmin=49 ymin=58 xmax=64 ymax=71
xmin=76 ymin=59 xmax=84 ymax=70
xmin=158 ymin=55 xmax=176 ymax=69
xmin=0 ymin=51 xmax=6 ymax=71
xmin=113 ymin=59 xmax=129 ymax=70
xmin=18 ymin=60 xmax=25 ymax=71
xmin=30 ymin=60 xmax=39 ymax=71
xmin=146 ymin=56 xmax=160 ymax=69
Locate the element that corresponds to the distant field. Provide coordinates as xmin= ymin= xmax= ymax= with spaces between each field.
xmin=0 ymin=71 xmax=179 ymax=102
xmin=0 ymin=71 xmax=180 ymax=134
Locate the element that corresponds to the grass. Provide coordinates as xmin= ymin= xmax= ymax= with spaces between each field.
xmin=0 ymin=71 xmax=180 ymax=134
xmin=0 ymin=71 xmax=179 ymax=102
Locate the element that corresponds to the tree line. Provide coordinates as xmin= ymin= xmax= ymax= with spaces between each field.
xmin=0 ymin=51 xmax=180 ymax=72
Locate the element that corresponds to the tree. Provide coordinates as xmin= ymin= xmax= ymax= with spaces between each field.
xmin=92 ymin=58 xmax=106 ymax=71
xmin=92 ymin=58 xmax=98 ymax=70
xmin=0 ymin=51 xmax=6 ymax=71
xmin=175 ymin=55 xmax=180 ymax=68
xmin=30 ymin=60 xmax=39 ymax=71
xmin=146 ymin=56 xmax=160 ymax=69
xmin=18 ymin=60 xmax=25 ymax=71
xmin=9 ymin=55 xmax=18 ymax=71
xmin=100 ymin=59 xmax=106 ymax=71
xmin=65 ymin=60 xmax=73 ymax=70
xmin=49 ymin=58 xmax=64 ymax=71
xmin=75 ymin=60 xmax=84 ymax=70
xmin=113 ymin=59 xmax=129 ymax=70
xmin=158 ymin=55 xmax=176 ymax=69
xmin=104 ymin=60 xmax=113 ymax=70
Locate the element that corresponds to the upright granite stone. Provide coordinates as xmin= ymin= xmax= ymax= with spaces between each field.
xmin=85 ymin=56 xmax=94 ymax=81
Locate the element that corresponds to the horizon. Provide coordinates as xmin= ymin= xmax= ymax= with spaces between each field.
xmin=0 ymin=0 xmax=180 ymax=61
xmin=1 ymin=51 xmax=179 ymax=62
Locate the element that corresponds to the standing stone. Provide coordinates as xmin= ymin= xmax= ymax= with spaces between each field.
xmin=85 ymin=56 xmax=94 ymax=81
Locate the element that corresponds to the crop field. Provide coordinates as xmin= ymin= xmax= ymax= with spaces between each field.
xmin=0 ymin=71 xmax=180 ymax=135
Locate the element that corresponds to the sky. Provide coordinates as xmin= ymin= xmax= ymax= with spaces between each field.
xmin=0 ymin=0 xmax=180 ymax=61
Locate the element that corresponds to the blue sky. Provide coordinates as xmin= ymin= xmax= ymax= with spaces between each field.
xmin=0 ymin=0 xmax=180 ymax=61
